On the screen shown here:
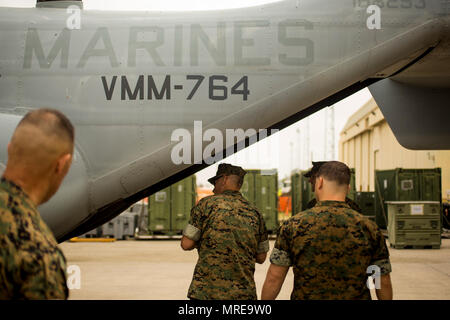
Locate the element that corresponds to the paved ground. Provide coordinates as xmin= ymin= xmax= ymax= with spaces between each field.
xmin=60 ymin=239 xmax=450 ymax=300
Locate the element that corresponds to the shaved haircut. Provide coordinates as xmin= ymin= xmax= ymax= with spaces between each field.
xmin=316 ymin=161 xmax=351 ymax=186
xmin=17 ymin=108 xmax=74 ymax=144
xmin=8 ymin=109 xmax=74 ymax=177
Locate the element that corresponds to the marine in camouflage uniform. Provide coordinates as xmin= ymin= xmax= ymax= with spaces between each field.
xmin=263 ymin=161 xmax=392 ymax=300
xmin=0 ymin=178 xmax=68 ymax=299
xmin=0 ymin=108 xmax=74 ymax=300
xmin=182 ymin=164 xmax=269 ymax=300
xmin=271 ymin=200 xmax=391 ymax=299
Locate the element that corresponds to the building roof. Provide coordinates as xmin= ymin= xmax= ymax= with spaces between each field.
xmin=342 ymin=98 xmax=378 ymax=132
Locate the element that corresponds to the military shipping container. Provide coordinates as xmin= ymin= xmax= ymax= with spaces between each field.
xmin=355 ymin=192 xmax=375 ymax=220
xmin=375 ymin=168 xmax=442 ymax=229
xmin=148 ymin=186 xmax=171 ymax=233
xmin=242 ymin=169 xmax=279 ymax=232
xmin=148 ymin=175 xmax=196 ymax=234
xmin=290 ymin=171 xmax=302 ymax=216
xmin=387 ymin=201 xmax=441 ymax=249
xmin=170 ymin=176 xmax=197 ymax=233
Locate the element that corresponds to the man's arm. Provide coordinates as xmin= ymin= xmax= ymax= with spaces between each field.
xmin=375 ymin=274 xmax=393 ymax=300
xmin=19 ymin=251 xmax=69 ymax=300
xmin=181 ymin=204 xmax=203 ymax=251
xmin=180 ymin=235 xmax=196 ymax=251
xmin=261 ymin=264 xmax=289 ymax=300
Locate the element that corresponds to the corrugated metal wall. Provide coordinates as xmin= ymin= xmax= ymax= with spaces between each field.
xmin=339 ymin=99 xmax=450 ymax=202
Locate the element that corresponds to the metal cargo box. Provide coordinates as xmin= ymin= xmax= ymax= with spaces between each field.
xmin=355 ymin=192 xmax=375 ymax=219
xmin=290 ymin=171 xmax=302 ymax=215
xmin=375 ymin=168 xmax=442 ymax=229
xmin=170 ymin=175 xmax=196 ymax=233
xmin=375 ymin=169 xmax=420 ymax=229
xmin=419 ymin=168 xmax=441 ymax=201
xmin=244 ymin=169 xmax=279 ymax=233
xmin=387 ymin=201 xmax=441 ymax=249
xmin=148 ymin=187 xmax=171 ymax=233
xmin=388 ymin=231 xmax=441 ymax=249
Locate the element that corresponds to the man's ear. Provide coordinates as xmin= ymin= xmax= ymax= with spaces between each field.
xmin=56 ymin=153 xmax=72 ymax=175
xmin=317 ymin=177 xmax=324 ymax=190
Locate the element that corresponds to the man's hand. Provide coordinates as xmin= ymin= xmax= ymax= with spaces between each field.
xmin=261 ymin=264 xmax=289 ymax=300
xmin=181 ymin=235 xmax=197 ymax=251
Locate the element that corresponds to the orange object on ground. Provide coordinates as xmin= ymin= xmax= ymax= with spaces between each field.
xmin=278 ymin=195 xmax=292 ymax=216
xmin=196 ymin=188 xmax=214 ymax=203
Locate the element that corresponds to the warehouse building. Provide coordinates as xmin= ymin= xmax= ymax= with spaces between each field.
xmin=339 ymin=98 xmax=450 ymax=204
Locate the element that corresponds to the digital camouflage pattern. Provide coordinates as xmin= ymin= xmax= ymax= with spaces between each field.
xmin=0 ymin=178 xmax=68 ymax=300
xmin=271 ymin=200 xmax=391 ymax=300
xmin=184 ymin=190 xmax=269 ymax=300
xmin=306 ymin=197 xmax=363 ymax=213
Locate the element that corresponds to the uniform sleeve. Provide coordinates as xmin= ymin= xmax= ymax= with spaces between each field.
xmin=19 ymin=248 xmax=68 ymax=300
xmin=270 ymin=220 xmax=292 ymax=267
xmin=256 ymin=211 xmax=269 ymax=254
xmin=369 ymin=224 xmax=392 ymax=276
xmin=182 ymin=200 xmax=204 ymax=242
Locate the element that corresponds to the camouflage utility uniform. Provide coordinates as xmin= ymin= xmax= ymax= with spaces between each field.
xmin=271 ymin=200 xmax=391 ymax=300
xmin=0 ymin=178 xmax=68 ymax=299
xmin=184 ymin=190 xmax=269 ymax=300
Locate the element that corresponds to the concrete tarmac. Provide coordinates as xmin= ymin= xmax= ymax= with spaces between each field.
xmin=60 ymin=239 xmax=450 ymax=300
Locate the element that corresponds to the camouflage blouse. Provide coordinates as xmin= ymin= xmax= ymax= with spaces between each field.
xmin=271 ymin=200 xmax=391 ymax=300
xmin=183 ymin=190 xmax=269 ymax=300
xmin=0 ymin=178 xmax=68 ymax=299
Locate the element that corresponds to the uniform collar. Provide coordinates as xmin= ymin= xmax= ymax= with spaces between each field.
xmin=315 ymin=200 xmax=350 ymax=209
xmin=222 ymin=190 xmax=242 ymax=196
xmin=0 ymin=177 xmax=37 ymax=210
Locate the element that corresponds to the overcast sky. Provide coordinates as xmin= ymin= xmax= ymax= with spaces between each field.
xmin=0 ymin=0 xmax=373 ymax=185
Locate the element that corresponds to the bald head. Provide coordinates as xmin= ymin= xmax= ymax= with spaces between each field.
xmin=4 ymin=109 xmax=74 ymax=205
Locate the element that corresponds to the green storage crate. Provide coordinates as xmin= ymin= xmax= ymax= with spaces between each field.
xmin=171 ymin=175 xmax=197 ymax=233
xmin=241 ymin=170 xmax=256 ymax=204
xmin=419 ymin=168 xmax=441 ymax=201
xmin=290 ymin=171 xmax=302 ymax=215
xmin=389 ymin=231 xmax=441 ymax=249
xmin=148 ymin=175 xmax=197 ymax=234
xmin=348 ymin=168 xmax=356 ymax=201
xmin=394 ymin=218 xmax=440 ymax=231
xmin=375 ymin=168 xmax=442 ymax=229
xmin=386 ymin=201 xmax=441 ymax=217
xmin=387 ymin=201 xmax=441 ymax=249
xmin=301 ymin=173 xmax=314 ymax=211
xmin=355 ymin=192 xmax=375 ymax=219
xmin=148 ymin=187 xmax=171 ymax=233
xmin=243 ymin=169 xmax=279 ymax=233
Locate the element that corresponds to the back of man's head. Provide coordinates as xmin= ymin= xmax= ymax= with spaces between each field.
xmin=9 ymin=108 xmax=74 ymax=163
xmin=5 ymin=108 xmax=75 ymax=204
xmin=314 ymin=161 xmax=351 ymax=201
